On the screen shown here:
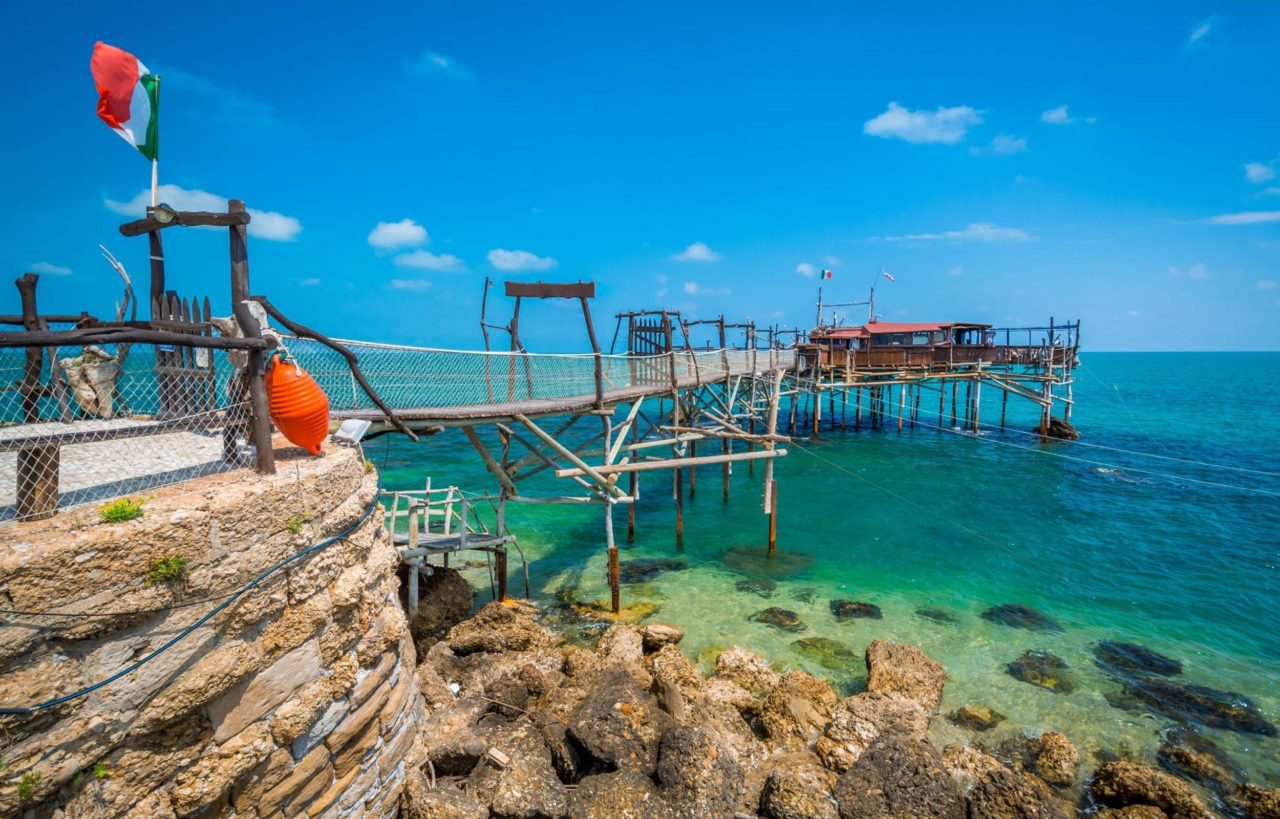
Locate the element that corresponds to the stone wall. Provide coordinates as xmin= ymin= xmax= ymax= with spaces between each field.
xmin=0 ymin=443 xmax=425 ymax=817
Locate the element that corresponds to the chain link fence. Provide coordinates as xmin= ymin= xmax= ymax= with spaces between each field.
xmin=1 ymin=328 xmax=254 ymax=522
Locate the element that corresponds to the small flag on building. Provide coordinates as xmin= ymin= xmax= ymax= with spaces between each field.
xmin=882 ymin=269 xmax=896 ymax=282
xmin=821 ymin=269 xmax=833 ymax=280
xmin=91 ymin=42 xmax=159 ymax=161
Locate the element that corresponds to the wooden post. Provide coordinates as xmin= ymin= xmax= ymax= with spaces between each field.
xmin=767 ymin=479 xmax=778 ymax=557
xmin=147 ymin=215 xmax=166 ymax=317
xmin=911 ymin=385 xmax=920 ymax=428
xmin=973 ymin=374 xmax=982 ymax=432
xmin=950 ymin=381 xmax=958 ymax=427
xmin=1001 ymin=388 xmax=1009 ymax=428
xmin=674 ymin=465 xmax=684 ymax=547
xmin=406 ymin=501 xmax=420 ymax=623
xmin=228 ymin=200 xmax=275 ymax=475
xmin=897 ymin=383 xmax=906 ymax=431
xmin=937 ymin=385 xmax=944 ymax=433
xmin=722 ymin=437 xmax=731 ymax=502
xmin=15 ymin=274 xmax=59 ymax=520
xmin=496 ymin=548 xmax=509 ymax=602
xmin=762 ymin=369 xmax=783 ymax=556
xmin=688 ymin=440 xmax=697 ymax=499
xmin=856 ymin=387 xmax=863 ymax=429
xmin=607 ymin=501 xmax=621 ymax=614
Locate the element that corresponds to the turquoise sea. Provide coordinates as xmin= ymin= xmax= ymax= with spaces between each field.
xmin=373 ymin=352 xmax=1280 ymax=788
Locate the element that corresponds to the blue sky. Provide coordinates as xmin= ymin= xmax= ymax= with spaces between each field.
xmin=3 ymin=2 xmax=1279 ymax=350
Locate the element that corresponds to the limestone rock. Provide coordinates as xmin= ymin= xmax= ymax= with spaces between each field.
xmin=967 ymin=764 xmax=1071 ymax=819
xmin=1030 ymin=732 xmax=1078 ymax=787
xmin=597 ymin=624 xmax=646 ymax=665
xmin=467 ymin=717 xmax=569 ymax=819
xmin=749 ymin=606 xmax=806 ymax=632
xmin=759 ymin=752 xmax=839 ymax=819
xmin=1006 ymin=650 xmax=1075 ymax=695
xmin=639 ymin=623 xmax=685 ymax=652
xmin=942 ymin=744 xmax=1007 ymax=791
xmin=567 ymin=666 xmax=670 ymax=774
xmin=1096 ymin=808 xmax=1170 ymax=819
xmin=569 ymin=770 xmax=672 ymax=819
xmin=713 ymin=646 xmax=779 ymax=695
xmin=815 ymin=691 xmax=928 ymax=773
xmin=759 ymin=669 xmax=839 ymax=747
xmin=864 ymin=639 xmax=946 ymax=713
xmin=446 ymin=600 xmax=556 ymax=655
xmin=655 ymin=723 xmax=744 ymax=818
xmin=702 ymin=677 xmax=760 ymax=719
xmin=832 ymin=733 xmax=966 ymax=819
xmin=830 ymin=600 xmax=882 ymax=620
xmin=1090 ymin=761 xmax=1214 ymax=819
xmin=981 ymin=604 xmax=1064 ymax=632
xmin=402 ymin=771 xmax=489 ymax=819
xmin=1156 ymin=727 xmax=1241 ymax=795
xmin=645 ymin=643 xmax=703 ymax=705
xmin=1231 ymin=783 xmax=1280 ymax=819
xmin=947 ymin=704 xmax=1005 ymax=732
xmin=411 ymin=566 xmax=474 ymax=639
xmin=421 ymin=696 xmax=492 ymax=774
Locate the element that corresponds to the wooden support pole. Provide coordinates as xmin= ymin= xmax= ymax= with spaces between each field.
xmin=1001 ymin=388 xmax=1009 ymax=428
xmin=496 ymin=548 xmax=509 ymax=602
xmin=722 ymin=437 xmax=731 ymax=503
xmin=607 ymin=501 xmax=621 ymax=613
xmin=406 ymin=501 xmax=420 ymax=622
xmin=974 ymin=375 xmax=982 ymax=432
xmin=688 ymin=440 xmax=697 ymax=499
xmin=767 ymin=479 xmax=778 ymax=557
xmin=897 ymin=383 xmax=906 ymax=431
xmin=147 ymin=218 xmax=166 ymax=316
xmin=228 ymin=200 xmax=275 ymax=475
xmin=950 ymin=381 xmax=958 ymax=428
xmin=937 ymin=385 xmax=944 ymax=433
xmin=856 ymin=387 xmax=863 ymax=429
xmin=762 ymin=368 xmax=784 ymax=556
xmin=674 ymin=463 xmax=684 ymax=547
xmin=16 ymin=444 xmax=58 ymax=521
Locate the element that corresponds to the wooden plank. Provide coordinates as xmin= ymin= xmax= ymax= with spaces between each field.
xmin=503 ymin=281 xmax=595 ymax=299
xmin=554 ymin=447 xmax=786 ymax=477
xmin=119 ymin=209 xmax=251 ymax=237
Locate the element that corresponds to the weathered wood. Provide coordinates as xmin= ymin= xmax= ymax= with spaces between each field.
xmin=228 ymin=200 xmax=275 ymax=475
xmin=119 ymin=208 xmax=251 ymax=237
xmin=495 ymin=548 xmax=509 ymax=602
xmin=147 ymin=224 xmax=165 ymax=311
xmin=16 ymin=443 xmax=59 ymax=521
xmin=16 ymin=274 xmax=43 ymax=423
xmin=0 ymin=327 xmax=272 ymax=350
xmin=504 ymin=281 xmax=595 ymax=299
xmin=554 ymin=448 xmax=787 ymax=478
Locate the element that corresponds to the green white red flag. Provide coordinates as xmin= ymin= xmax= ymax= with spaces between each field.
xmin=90 ymin=42 xmax=159 ymax=161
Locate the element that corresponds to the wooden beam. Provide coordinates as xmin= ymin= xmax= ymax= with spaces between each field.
xmin=0 ymin=327 xmax=274 ymax=350
xmin=554 ymin=447 xmax=786 ymax=478
xmin=504 ymin=281 xmax=595 ymax=299
xmin=119 ymin=209 xmax=251 ymax=237
xmin=462 ymin=425 xmax=518 ymax=495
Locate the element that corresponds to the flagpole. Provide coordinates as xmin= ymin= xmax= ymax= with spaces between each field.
xmin=150 ymin=75 xmax=159 ymax=207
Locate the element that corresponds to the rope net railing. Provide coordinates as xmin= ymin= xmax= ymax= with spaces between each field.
xmin=284 ymin=336 xmax=795 ymax=413
xmin=0 ymin=328 xmax=254 ymax=522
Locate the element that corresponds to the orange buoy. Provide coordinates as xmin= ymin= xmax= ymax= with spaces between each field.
xmin=264 ymin=353 xmax=330 ymax=455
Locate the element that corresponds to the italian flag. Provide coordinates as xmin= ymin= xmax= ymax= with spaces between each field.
xmin=91 ymin=42 xmax=158 ymax=161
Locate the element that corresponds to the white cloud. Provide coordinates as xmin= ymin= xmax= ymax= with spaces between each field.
xmin=863 ymin=102 xmax=982 ymax=145
xmin=946 ymin=265 xmax=964 ymax=277
xmin=1188 ymin=18 xmax=1213 ymax=46
xmin=30 ymin=261 xmax=72 ymax=276
xmin=1199 ymin=211 xmax=1280 ymax=225
xmin=487 ymin=248 xmax=558 ymax=271
xmin=1168 ymin=263 xmax=1211 ymax=279
xmin=295 ymin=277 xmax=321 ymax=287
xmin=407 ymin=50 xmax=475 ymax=81
xmin=823 ymin=255 xmax=842 ymax=267
xmin=971 ymin=134 xmax=1028 ymax=156
xmin=1245 ymin=162 xmax=1277 ymax=184
xmin=673 ymin=242 xmax=721 ymax=262
xmin=1041 ymin=105 xmax=1073 ymax=125
xmin=883 ymin=222 xmax=1035 ymax=243
xmin=369 ymin=219 xmax=429 ymax=249
xmin=795 ymin=262 xmax=816 ymax=278
xmin=394 ymin=250 xmax=464 ymax=271
xmin=682 ymin=281 xmax=730 ymax=296
xmin=389 ymin=278 xmax=433 ymax=292
xmin=104 ymin=184 xmax=302 ymax=241
xmin=1257 ymin=280 xmax=1278 ymax=290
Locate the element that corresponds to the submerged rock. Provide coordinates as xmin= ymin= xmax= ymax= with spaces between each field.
xmin=832 ymin=733 xmax=966 ymax=819
xmin=735 ymin=578 xmax=777 ymax=598
xmin=830 ymin=600 xmax=883 ymax=620
xmin=947 ymin=704 xmax=1005 ymax=732
xmin=790 ymin=587 xmax=818 ymax=604
xmin=749 ymin=607 xmax=806 ymax=632
xmin=570 ymin=599 xmax=662 ymax=624
xmin=620 ymin=558 xmax=688 ymax=584
xmin=1006 ymin=651 xmax=1075 ymax=694
xmin=792 ymin=637 xmax=860 ymax=671
xmin=1119 ymin=676 xmax=1278 ymax=736
xmin=915 ymin=606 xmax=959 ymax=625
xmin=981 ymin=603 xmax=1064 ymax=632
xmin=865 ymin=639 xmax=947 ymax=713
xmin=723 ymin=546 xmax=814 ymax=578
xmin=1090 ymin=760 xmax=1215 ymax=819
xmin=1230 ymin=783 xmax=1280 ymax=819
xmin=1156 ymin=726 xmax=1243 ymax=795
xmin=1095 ymin=640 xmax=1183 ymax=677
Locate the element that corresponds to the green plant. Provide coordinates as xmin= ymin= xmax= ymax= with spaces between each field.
xmin=145 ymin=555 xmax=189 ymax=586
xmin=286 ymin=514 xmax=309 ymax=534
xmin=93 ymin=761 xmax=110 ymax=780
xmin=17 ymin=771 xmax=42 ymax=802
xmin=364 ymin=458 xmax=376 ymax=475
xmin=99 ymin=497 xmax=144 ymax=523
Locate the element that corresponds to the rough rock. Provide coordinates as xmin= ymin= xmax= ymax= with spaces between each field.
xmin=597 ymin=624 xmax=646 ymax=665
xmin=1030 ymin=732 xmax=1078 ymax=787
xmin=915 ymin=607 xmax=960 ymax=624
xmin=1006 ymin=650 xmax=1075 ymax=694
xmin=735 ymin=578 xmax=777 ymax=598
xmin=686 ymin=699 xmax=771 ymax=814
xmin=947 ymin=704 xmax=1005 ymax=732
xmin=1156 ymin=727 xmax=1241 ymax=795
xmin=816 ymin=691 xmax=929 ymax=773
xmin=792 ymin=637 xmax=860 ymax=672
xmin=421 ymin=696 xmax=491 ymax=774
xmin=1231 ymin=783 xmax=1280 ymax=819
xmin=1096 ymin=808 xmax=1170 ymax=819
xmin=832 ymin=732 xmax=966 ymax=819
xmin=981 ymin=604 xmax=1064 ymax=632
xmin=830 ymin=599 xmax=883 ymax=620
xmin=713 ymin=646 xmax=780 ymax=695
xmin=567 ymin=666 xmax=670 ymax=774
xmin=942 ymin=744 xmax=1007 ymax=791
xmin=1090 ymin=761 xmax=1214 ymax=819
xmin=645 ymin=643 xmax=703 ymax=706
xmin=1116 ymin=676 xmax=1277 ymax=736
xmin=401 ymin=773 xmax=489 ymax=819
xmin=865 ymin=639 xmax=946 ymax=713
xmin=569 ymin=770 xmax=672 ymax=819
xmin=1093 ymin=640 xmax=1182 ymax=677
xmin=446 ymin=601 xmax=556 ymax=655
xmin=655 ymin=723 xmax=744 ymax=818
xmin=410 ymin=566 xmax=474 ymax=639
xmin=639 ymin=623 xmax=685 ymax=652
xmin=749 ymin=607 xmax=806 ymax=632
xmin=702 ymin=677 xmax=760 ymax=719
xmin=759 ymin=752 xmax=839 ymax=819
xmin=467 ymin=717 xmax=569 ymax=818
xmin=967 ymin=764 xmax=1072 ymax=819
xmin=759 ymin=669 xmax=839 ymax=746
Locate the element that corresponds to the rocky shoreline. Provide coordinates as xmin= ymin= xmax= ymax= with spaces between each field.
xmin=400 ymin=573 xmax=1279 ymax=819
